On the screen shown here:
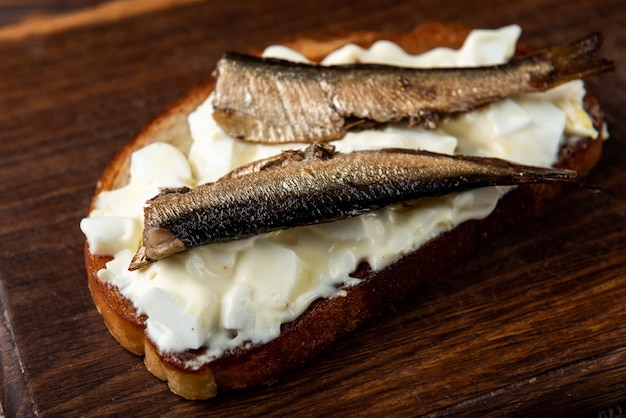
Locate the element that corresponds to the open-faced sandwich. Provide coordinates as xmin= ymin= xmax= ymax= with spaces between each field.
xmin=80 ymin=22 xmax=612 ymax=399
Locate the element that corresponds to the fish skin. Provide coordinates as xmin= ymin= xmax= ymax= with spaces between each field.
xmin=129 ymin=143 xmax=580 ymax=270
xmin=211 ymin=32 xmax=613 ymax=144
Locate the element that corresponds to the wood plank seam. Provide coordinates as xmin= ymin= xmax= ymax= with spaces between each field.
xmin=0 ymin=287 xmax=38 ymax=416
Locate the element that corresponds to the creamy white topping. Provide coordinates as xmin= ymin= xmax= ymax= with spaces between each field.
xmin=80 ymin=26 xmax=598 ymax=365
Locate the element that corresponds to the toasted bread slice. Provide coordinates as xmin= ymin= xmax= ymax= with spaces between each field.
xmin=84 ymin=22 xmax=606 ymax=400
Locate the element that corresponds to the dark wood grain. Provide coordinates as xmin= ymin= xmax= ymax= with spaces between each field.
xmin=0 ymin=0 xmax=624 ymax=416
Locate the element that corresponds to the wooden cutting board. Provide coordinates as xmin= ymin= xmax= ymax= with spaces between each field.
xmin=1 ymin=0 xmax=625 ymax=416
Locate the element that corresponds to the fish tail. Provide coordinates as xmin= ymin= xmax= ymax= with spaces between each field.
xmin=534 ymin=169 xmax=602 ymax=190
xmin=459 ymin=153 xmax=590 ymax=188
xmin=526 ymin=172 xmax=603 ymax=191
xmin=522 ymin=32 xmax=614 ymax=89
xmin=528 ymin=168 xmax=580 ymax=186
xmin=503 ymin=163 xmax=601 ymax=190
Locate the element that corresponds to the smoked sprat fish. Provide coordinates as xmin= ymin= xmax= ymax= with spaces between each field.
xmin=129 ymin=143 xmax=583 ymax=270
xmin=211 ymin=32 xmax=613 ymax=143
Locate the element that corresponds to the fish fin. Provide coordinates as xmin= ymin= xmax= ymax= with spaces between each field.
xmin=146 ymin=186 xmax=192 ymax=204
xmin=302 ymin=142 xmax=336 ymax=160
xmin=219 ymin=142 xmax=337 ymax=180
xmin=219 ymin=150 xmax=304 ymax=180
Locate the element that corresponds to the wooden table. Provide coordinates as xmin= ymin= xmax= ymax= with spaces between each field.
xmin=1 ymin=0 xmax=625 ymax=416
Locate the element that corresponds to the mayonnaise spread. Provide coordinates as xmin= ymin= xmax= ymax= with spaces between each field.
xmin=80 ymin=26 xmax=598 ymax=366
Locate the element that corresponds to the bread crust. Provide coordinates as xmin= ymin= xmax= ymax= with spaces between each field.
xmin=84 ymin=22 xmax=605 ymax=399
